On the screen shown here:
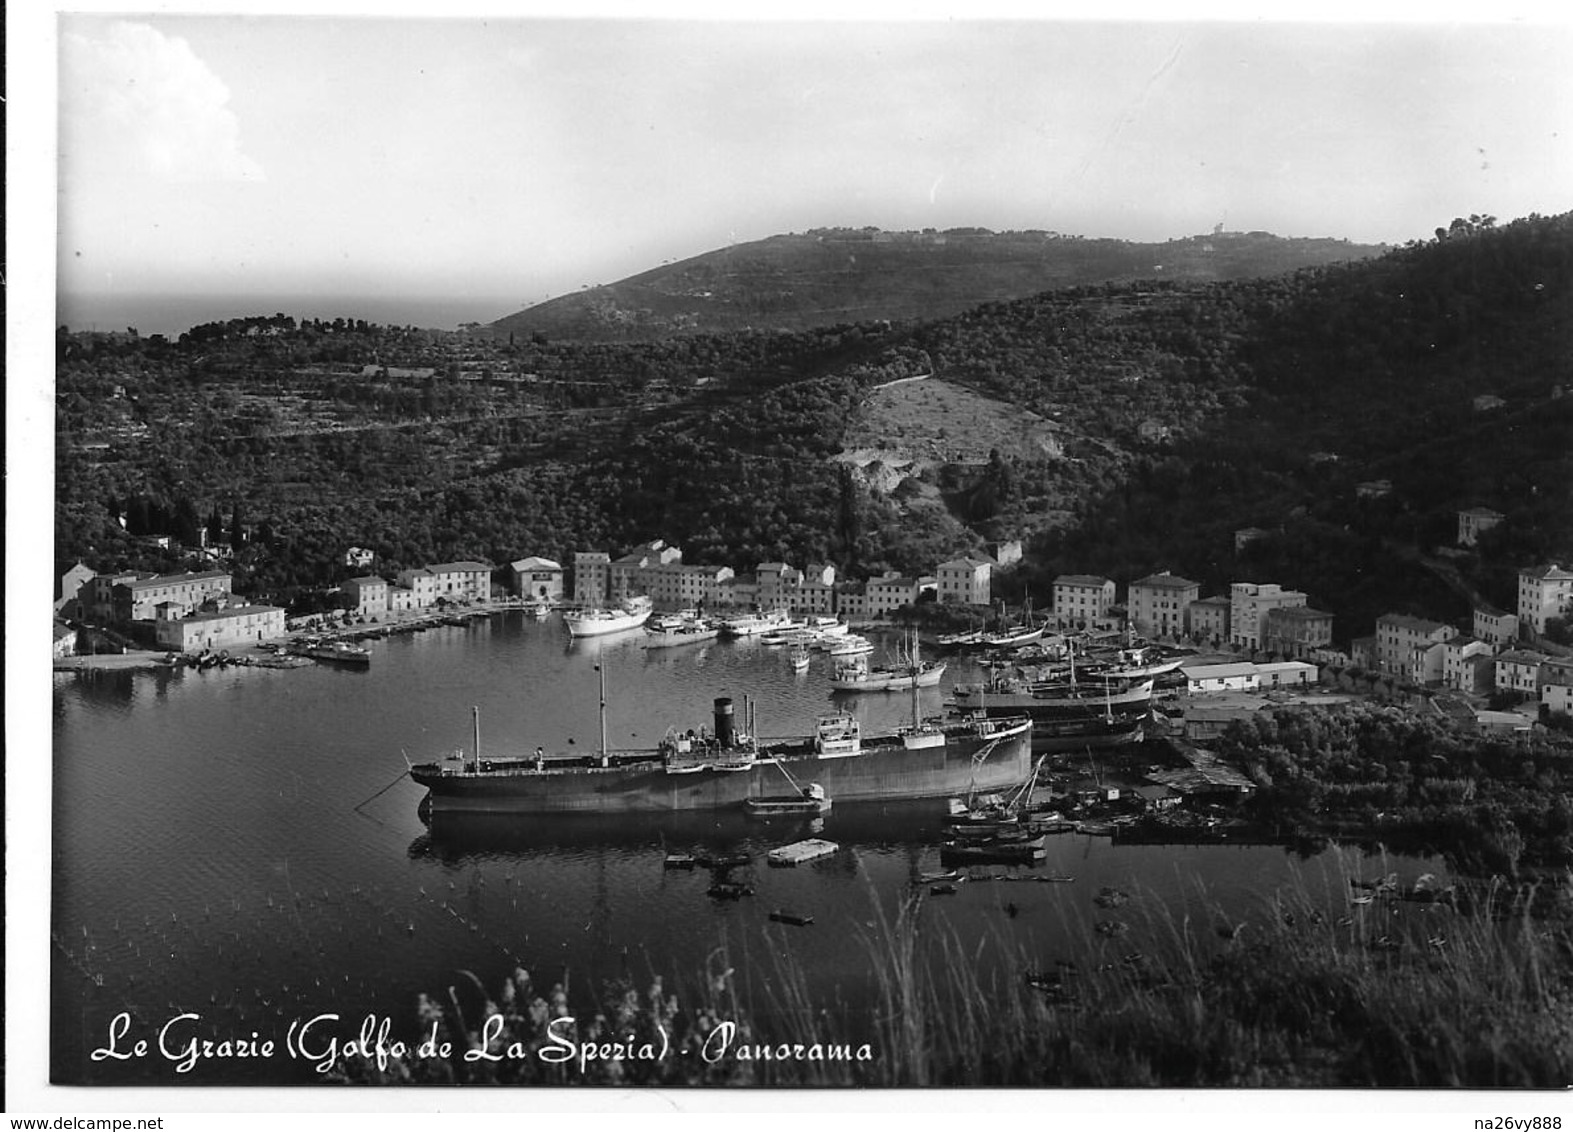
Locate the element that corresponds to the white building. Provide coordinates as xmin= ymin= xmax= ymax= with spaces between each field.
xmin=1375 ymin=613 xmax=1457 ymax=684
xmin=1053 ymin=575 xmax=1116 ymax=626
xmin=1518 ymin=564 xmax=1573 ymax=636
xmin=1230 ymin=582 xmax=1307 ymax=650
xmin=935 ymin=557 xmax=994 ymax=606
xmin=510 ymin=557 xmax=565 ymax=602
xmin=1127 ymin=572 xmax=1200 ymax=638
xmin=154 ymin=603 xmax=287 ymax=652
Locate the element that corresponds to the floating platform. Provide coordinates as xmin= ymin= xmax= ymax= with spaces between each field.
xmin=766 ymin=838 xmax=839 ymax=867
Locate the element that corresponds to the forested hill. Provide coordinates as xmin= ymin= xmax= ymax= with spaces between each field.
xmin=55 ymin=213 xmax=1571 ymax=639
xmin=488 ymin=227 xmax=1385 ymax=343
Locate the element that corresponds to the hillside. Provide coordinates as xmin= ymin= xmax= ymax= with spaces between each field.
xmin=55 ymin=214 xmax=1572 ymax=641
xmin=488 ymin=228 xmax=1386 ymax=343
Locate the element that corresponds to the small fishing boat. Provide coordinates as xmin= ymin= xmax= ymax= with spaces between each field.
xmin=789 ymin=644 xmax=811 ymax=671
xmin=744 ymin=783 xmax=831 ymax=817
xmin=768 ymin=910 xmax=815 ymax=927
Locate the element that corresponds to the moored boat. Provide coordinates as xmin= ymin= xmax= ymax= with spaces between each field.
xmin=564 ymin=595 xmax=654 ymax=638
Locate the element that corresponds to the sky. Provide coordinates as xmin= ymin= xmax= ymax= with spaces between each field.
xmin=10 ymin=2 xmax=1573 ymax=1121
xmin=42 ymin=8 xmax=1573 ymax=334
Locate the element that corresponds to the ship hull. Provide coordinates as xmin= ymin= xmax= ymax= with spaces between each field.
xmin=564 ymin=609 xmax=653 ymax=637
xmin=411 ymin=724 xmax=1033 ymax=814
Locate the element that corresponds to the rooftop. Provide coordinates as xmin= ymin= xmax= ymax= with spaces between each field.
xmin=1267 ymin=606 xmax=1334 ymax=621
xmin=123 ymin=570 xmax=231 ymax=591
xmin=1054 ymin=574 xmax=1112 ymax=588
xmin=1132 ymin=573 xmax=1199 ymax=590
xmin=427 ymin=560 xmax=492 ymax=573
xmin=171 ymin=604 xmax=285 ymax=624
xmin=1181 ymin=662 xmax=1259 ymax=680
xmin=1497 ymin=649 xmax=1551 ymax=665
xmin=511 ymin=557 xmax=562 ymax=571
xmin=1377 ymin=613 xmax=1454 ymax=635
xmin=1521 ymin=564 xmax=1573 ymax=582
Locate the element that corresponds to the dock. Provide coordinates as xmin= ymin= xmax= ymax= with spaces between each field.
xmin=766 ymin=838 xmax=839 ymax=867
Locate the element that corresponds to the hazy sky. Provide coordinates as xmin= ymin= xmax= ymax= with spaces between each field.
xmin=48 ymin=13 xmax=1573 ymax=325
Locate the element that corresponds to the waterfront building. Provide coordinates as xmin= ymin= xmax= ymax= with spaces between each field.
xmin=387 ymin=585 xmax=421 ymax=613
xmin=1375 ymin=613 xmax=1457 ymax=684
xmin=425 ymin=561 xmax=493 ymax=603
xmin=573 ymin=552 xmax=611 ymax=606
xmin=608 ymin=541 xmax=683 ymax=602
xmin=394 ymin=568 xmax=438 ymax=608
xmin=154 ymin=602 xmax=286 ymax=652
xmin=1517 ymin=564 xmax=1573 ymax=637
xmin=866 ymin=572 xmax=936 ymax=616
xmin=509 ymin=557 xmax=564 ymax=602
xmin=1052 ymin=574 xmax=1116 ymax=627
xmin=1230 ymin=583 xmax=1307 ymax=650
xmin=342 ymin=576 xmax=388 ymax=618
xmin=1457 ymin=507 xmax=1504 ymax=547
xmin=717 ymin=573 xmax=761 ymax=611
xmin=53 ymin=620 xmax=78 ymax=659
xmin=1493 ymin=648 xmax=1549 ymax=698
xmin=935 ymin=557 xmax=994 ymax=607
xmin=1473 ymin=604 xmax=1519 ymax=647
xmin=1264 ymin=606 xmax=1335 ymax=660
xmin=113 ymin=570 xmax=233 ymax=623
xmin=834 ymin=581 xmax=869 ymax=619
xmin=756 ymin=562 xmax=836 ymax=614
xmin=1188 ymin=595 xmax=1231 ymax=644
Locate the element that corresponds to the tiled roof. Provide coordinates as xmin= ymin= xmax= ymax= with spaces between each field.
xmin=427 ymin=561 xmax=492 ymax=573
xmin=1377 ymin=613 xmax=1454 ymax=635
xmin=1054 ymin=574 xmax=1112 ymax=587
xmin=1132 ymin=573 xmax=1199 ymax=589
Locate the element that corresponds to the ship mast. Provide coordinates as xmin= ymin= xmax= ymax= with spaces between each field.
xmin=596 ymin=662 xmax=609 ymax=765
xmin=472 ymin=705 xmax=481 ymax=772
xmin=909 ymin=630 xmax=921 ymax=730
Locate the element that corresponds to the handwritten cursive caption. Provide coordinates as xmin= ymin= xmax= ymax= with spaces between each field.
xmin=90 ymin=1011 xmax=875 ymax=1076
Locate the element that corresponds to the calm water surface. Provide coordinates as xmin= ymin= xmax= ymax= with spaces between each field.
xmin=51 ymin=613 xmax=1447 ymax=1084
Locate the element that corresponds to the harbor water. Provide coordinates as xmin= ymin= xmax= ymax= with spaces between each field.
xmin=51 ymin=612 xmax=1448 ymax=1084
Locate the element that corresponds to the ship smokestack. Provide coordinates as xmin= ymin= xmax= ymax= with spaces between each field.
xmin=714 ymin=697 xmax=736 ymax=748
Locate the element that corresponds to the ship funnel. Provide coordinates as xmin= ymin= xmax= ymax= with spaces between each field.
xmin=714 ymin=697 xmax=736 ymax=748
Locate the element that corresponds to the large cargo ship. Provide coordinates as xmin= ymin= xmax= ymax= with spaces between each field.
xmin=408 ymin=695 xmax=1034 ymax=815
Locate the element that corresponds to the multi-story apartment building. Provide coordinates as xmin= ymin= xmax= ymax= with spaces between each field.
xmin=342 ymin=576 xmax=388 ymax=617
xmin=1473 ymin=604 xmax=1519 ymax=647
xmin=1188 ymin=596 xmax=1231 ymax=643
xmin=1441 ymin=635 xmax=1496 ymax=693
xmin=83 ymin=571 xmax=144 ymax=622
xmin=1053 ymin=575 xmax=1116 ymax=627
xmin=608 ymin=541 xmax=684 ymax=602
xmin=756 ymin=562 xmax=836 ymax=614
xmin=154 ymin=602 xmax=286 ymax=652
xmin=1375 ymin=613 xmax=1457 ymax=684
xmin=1495 ymin=648 xmax=1550 ymax=698
xmin=1264 ymin=606 xmax=1335 ymax=660
xmin=509 ymin=557 xmax=564 ymax=602
xmin=1127 ymin=572 xmax=1199 ymax=638
xmin=113 ymin=571 xmax=234 ymax=622
xmin=1229 ymin=583 xmax=1307 ymax=650
xmin=394 ymin=568 xmax=439 ymax=608
xmin=573 ymin=552 xmax=611 ymax=605
xmin=425 ymin=561 xmax=493 ymax=602
xmin=1518 ymin=564 xmax=1573 ymax=636
xmin=866 ymin=573 xmax=937 ymax=616
xmin=935 ymin=557 xmax=994 ymax=607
